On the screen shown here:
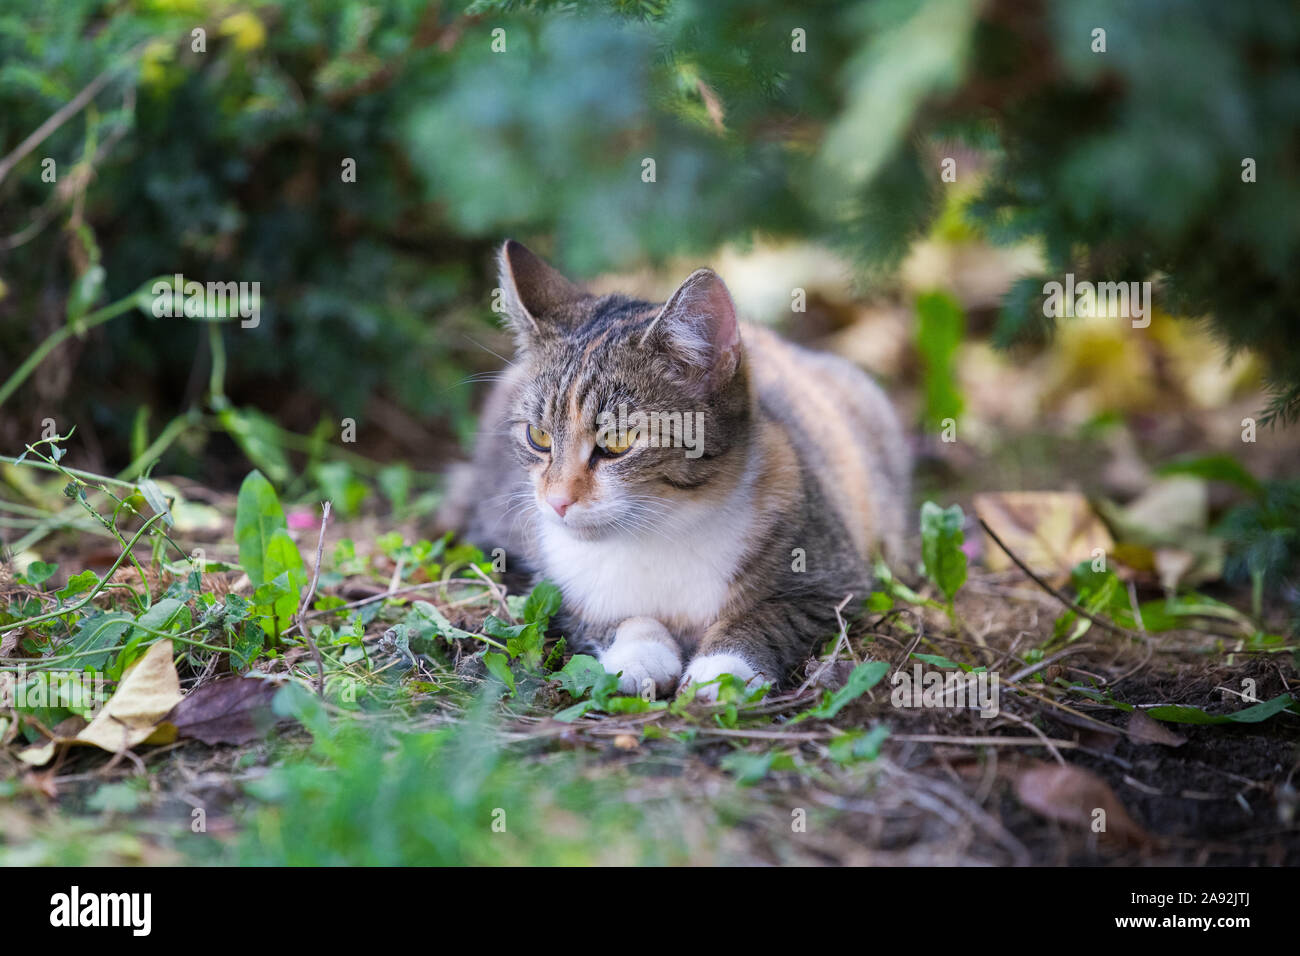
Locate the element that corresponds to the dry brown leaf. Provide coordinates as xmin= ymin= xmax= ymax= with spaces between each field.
xmin=1126 ymin=710 xmax=1188 ymax=748
xmin=974 ymin=491 xmax=1114 ymax=581
xmin=1015 ymin=763 xmax=1151 ymax=847
xmin=77 ymin=639 xmax=182 ymax=751
xmin=17 ymin=640 xmax=182 ymax=766
xmin=162 ymin=676 xmax=282 ymax=745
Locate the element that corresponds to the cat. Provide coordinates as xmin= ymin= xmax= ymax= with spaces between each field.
xmin=439 ymin=240 xmax=909 ymax=702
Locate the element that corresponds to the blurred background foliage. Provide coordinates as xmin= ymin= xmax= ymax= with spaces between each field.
xmin=0 ymin=0 xmax=1297 ymax=595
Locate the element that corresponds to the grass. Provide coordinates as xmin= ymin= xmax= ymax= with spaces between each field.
xmin=2 ymin=433 xmax=1299 ymax=866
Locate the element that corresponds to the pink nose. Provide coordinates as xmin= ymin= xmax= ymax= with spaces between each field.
xmin=546 ymin=494 xmax=573 ymax=517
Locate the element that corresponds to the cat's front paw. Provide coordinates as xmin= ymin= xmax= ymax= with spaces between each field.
xmin=678 ymin=652 xmax=767 ymax=703
xmin=598 ymin=617 xmax=683 ymax=698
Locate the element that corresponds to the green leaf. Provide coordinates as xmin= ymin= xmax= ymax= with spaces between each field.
xmin=136 ymin=477 xmax=174 ymax=527
xmin=377 ymin=463 xmax=412 ymax=514
xmin=482 ymin=651 xmax=516 ymax=695
xmin=1145 ymin=693 xmax=1295 ymax=725
xmin=57 ymin=569 xmax=99 ymax=601
xmin=222 ymin=410 xmax=291 ymax=486
xmin=260 ymin=531 xmax=307 ymax=635
xmin=312 ymin=461 xmax=369 ymax=518
xmin=866 ymin=590 xmax=895 ymax=612
xmin=908 ymin=652 xmax=986 ymax=674
xmin=828 ymin=725 xmax=890 ymax=765
xmin=233 ymin=473 xmax=306 ymax=638
xmin=1156 ymin=455 xmax=1263 ymax=497
xmin=554 ymin=699 xmax=599 ymax=722
xmin=549 ymin=654 xmax=619 ymax=705
xmin=873 ymin=560 xmax=938 ymax=608
xmin=522 ymin=580 xmax=562 ymax=627
xmin=129 ymin=598 xmax=190 ymax=639
xmin=920 ymin=501 xmax=967 ymax=604
xmin=602 ymin=695 xmax=667 ymax=715
xmin=800 ymin=660 xmax=890 ymax=721
xmin=66 ymin=264 xmax=106 ymax=322
xmin=229 ymin=622 xmax=265 ymax=672
xmin=408 ymin=601 xmax=478 ymax=644
xmin=720 ymin=750 xmax=776 ymax=785
xmin=234 ymin=470 xmax=289 ymax=588
xmin=24 ymin=561 xmax=57 ymax=587
xmin=66 ymin=611 xmax=132 ymax=673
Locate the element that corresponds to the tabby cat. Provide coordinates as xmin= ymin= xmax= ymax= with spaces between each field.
xmin=440 ymin=241 xmax=909 ymax=701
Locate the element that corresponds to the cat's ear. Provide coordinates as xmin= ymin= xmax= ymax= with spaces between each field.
xmin=643 ymin=268 xmax=742 ymax=395
xmin=497 ymin=240 xmax=583 ymax=344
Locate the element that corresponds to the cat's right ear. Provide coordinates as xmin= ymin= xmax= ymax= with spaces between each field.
xmin=497 ymin=240 xmax=583 ymax=345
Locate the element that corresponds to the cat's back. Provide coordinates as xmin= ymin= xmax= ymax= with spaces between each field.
xmin=742 ymin=322 xmax=908 ymax=562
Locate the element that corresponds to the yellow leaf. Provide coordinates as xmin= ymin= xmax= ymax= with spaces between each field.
xmin=974 ymin=491 xmax=1114 ymax=581
xmin=75 ymin=639 xmax=183 ymax=753
xmin=17 ymin=739 xmax=57 ymax=766
xmin=13 ymin=642 xmax=183 ymax=766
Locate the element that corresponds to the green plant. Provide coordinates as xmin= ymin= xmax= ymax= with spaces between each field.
xmin=233 ymin=470 xmax=306 ymax=642
xmin=920 ymin=501 xmax=967 ymax=623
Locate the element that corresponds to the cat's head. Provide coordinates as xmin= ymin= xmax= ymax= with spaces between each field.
xmin=497 ymin=240 xmax=751 ymax=540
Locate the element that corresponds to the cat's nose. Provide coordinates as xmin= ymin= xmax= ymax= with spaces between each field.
xmin=546 ymin=493 xmax=574 ymax=517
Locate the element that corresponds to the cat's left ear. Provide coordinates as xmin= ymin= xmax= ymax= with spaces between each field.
xmin=643 ymin=268 xmax=742 ymax=396
xmin=497 ymin=239 xmax=584 ymax=345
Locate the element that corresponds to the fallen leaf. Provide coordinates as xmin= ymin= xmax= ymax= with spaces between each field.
xmin=1125 ymin=710 xmax=1187 ymax=747
xmin=162 ymin=676 xmax=283 ymax=745
xmin=17 ymin=739 xmax=58 ymax=766
xmin=1095 ymin=477 xmax=1223 ymax=587
xmin=76 ymin=640 xmax=182 ymax=752
xmin=1015 ymin=763 xmax=1151 ymax=847
xmin=18 ymin=640 xmax=183 ymax=766
xmin=1153 ymin=547 xmax=1199 ymax=593
xmin=975 ymin=492 xmax=1114 ymax=581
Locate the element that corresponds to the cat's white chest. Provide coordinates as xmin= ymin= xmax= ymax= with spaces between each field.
xmin=536 ymin=498 xmax=749 ymax=643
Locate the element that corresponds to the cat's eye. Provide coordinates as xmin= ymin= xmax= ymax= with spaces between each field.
xmin=525 ymin=424 xmax=552 ymax=452
xmin=598 ymin=431 xmax=634 ymax=456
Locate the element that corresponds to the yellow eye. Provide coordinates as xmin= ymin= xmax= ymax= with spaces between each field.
xmin=599 ymin=428 xmax=636 ymax=456
xmin=526 ymin=424 xmax=552 ymax=452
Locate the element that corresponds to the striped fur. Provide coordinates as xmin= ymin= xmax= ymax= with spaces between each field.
xmin=439 ymin=241 xmax=909 ymax=698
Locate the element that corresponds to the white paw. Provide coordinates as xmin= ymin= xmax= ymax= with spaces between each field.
xmin=679 ymin=652 xmax=765 ymax=703
xmin=598 ymin=618 xmax=683 ymax=698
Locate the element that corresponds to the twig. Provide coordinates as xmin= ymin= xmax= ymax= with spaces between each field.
xmin=996 ymin=709 xmax=1067 ymax=766
xmin=796 ymin=593 xmax=854 ymax=696
xmin=0 ymin=58 xmax=123 ymax=186
xmin=296 ymin=501 xmax=331 ymax=697
xmin=469 ymin=563 xmax=512 ymax=620
xmin=1004 ymin=643 xmax=1099 ymax=685
xmin=977 ymin=517 xmax=1138 ymax=641
xmin=302 ymin=579 xmax=491 ymax=620
xmin=1109 ymin=581 xmax=1155 ymax=688
xmin=889 ymin=733 xmax=1078 ymax=748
